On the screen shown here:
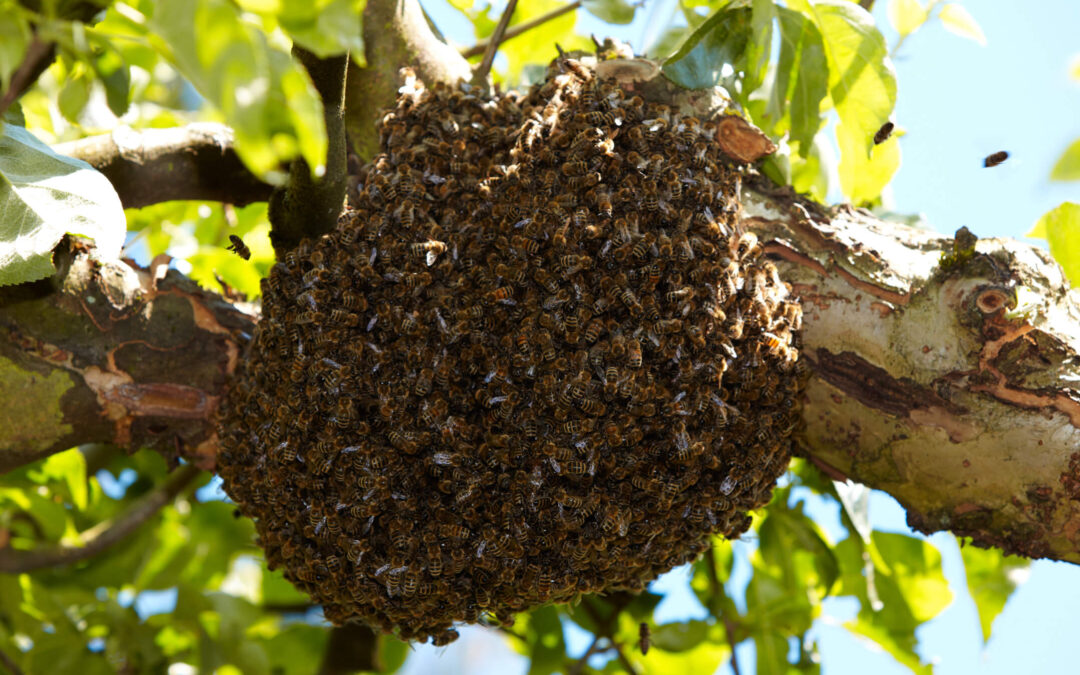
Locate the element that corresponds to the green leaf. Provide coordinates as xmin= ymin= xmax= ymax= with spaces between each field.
xmin=887 ymin=0 xmax=927 ymax=38
xmin=526 ymin=606 xmax=565 ymax=675
xmin=1050 ymin=138 xmax=1080 ymax=181
xmin=583 ymin=0 xmax=637 ymax=25
xmin=759 ymin=499 xmax=839 ymax=599
xmin=89 ymin=36 xmax=132 ymax=117
xmin=661 ymin=5 xmax=753 ymax=92
xmin=1028 ymin=202 xmax=1080 ymax=285
xmin=744 ymin=0 xmax=775 ymax=95
xmin=244 ymin=0 xmax=367 ymax=59
xmin=650 ymin=620 xmax=709 ymax=652
xmin=790 ymin=134 xmax=831 ymax=202
xmin=791 ymin=0 xmax=897 ymax=203
xmin=961 ymin=542 xmax=1027 ymax=643
xmin=58 ymin=66 xmax=93 ymax=123
xmin=36 ymin=448 xmax=89 ymax=510
xmin=753 ymin=630 xmax=791 ymax=675
xmin=0 ymin=13 xmax=32 ymax=91
xmin=140 ymin=0 xmax=328 ymax=181
xmin=378 ymin=635 xmax=410 ymax=673
xmin=0 ymin=124 xmax=125 ymax=286
xmin=774 ymin=7 xmax=827 ymax=155
xmin=938 ymin=3 xmax=986 ymax=46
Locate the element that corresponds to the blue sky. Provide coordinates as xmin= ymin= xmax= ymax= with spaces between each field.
xmin=388 ymin=1 xmax=1080 ymax=673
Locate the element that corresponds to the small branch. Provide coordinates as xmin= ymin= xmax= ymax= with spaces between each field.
xmin=474 ymin=0 xmax=519 ymax=84
xmin=0 ymin=465 xmax=201 ymax=573
xmin=0 ymin=644 xmax=25 ymax=675
xmin=461 ymin=1 xmax=583 ymax=59
xmin=53 ymin=124 xmax=273 ymax=209
xmin=705 ymin=544 xmax=741 ymax=675
xmin=0 ymin=36 xmax=55 ymax=117
xmin=268 ymin=47 xmax=349 ymax=255
xmin=569 ymin=635 xmax=601 ymax=675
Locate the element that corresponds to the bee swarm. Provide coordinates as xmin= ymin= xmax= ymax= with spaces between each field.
xmin=217 ymin=63 xmax=804 ymax=645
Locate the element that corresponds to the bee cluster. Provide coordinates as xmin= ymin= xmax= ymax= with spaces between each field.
xmin=217 ymin=62 xmax=804 ymax=644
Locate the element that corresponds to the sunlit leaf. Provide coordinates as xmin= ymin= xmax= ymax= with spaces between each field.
xmin=938 ymin=3 xmax=986 ymax=46
xmin=583 ymin=0 xmax=636 ymax=25
xmin=0 ymin=124 xmax=125 ymax=286
xmin=237 ymin=0 xmax=367 ymax=59
xmin=662 ymin=5 xmax=752 ymax=92
xmin=1050 ymin=138 xmax=1080 ymax=181
xmin=790 ymin=135 xmax=831 ymax=202
xmin=138 ymin=0 xmax=328 ymax=180
xmin=887 ymin=0 xmax=926 ymax=38
xmin=33 ymin=448 xmax=88 ymax=510
xmin=744 ymin=0 xmax=776 ymax=96
xmin=754 ymin=630 xmax=791 ymax=675
xmin=961 ymin=542 xmax=1027 ymax=643
xmin=790 ymin=0 xmax=896 ymax=202
xmin=759 ymin=499 xmax=838 ymax=598
xmin=258 ymin=623 xmax=328 ymax=674
xmin=1027 ymin=202 xmax=1080 ymax=285
xmin=836 ymin=118 xmax=900 ymax=204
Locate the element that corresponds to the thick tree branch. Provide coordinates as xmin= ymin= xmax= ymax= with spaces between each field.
xmin=53 ymin=124 xmax=273 ymax=209
xmin=461 ymin=1 xmax=584 ymax=60
xmin=268 ymin=48 xmax=350 ymax=255
xmin=0 ymin=464 xmax=201 ymax=573
xmin=344 ymin=0 xmax=471 ymax=161
xmin=0 ymin=36 xmax=54 ymax=117
xmin=0 ymin=238 xmax=255 ymax=474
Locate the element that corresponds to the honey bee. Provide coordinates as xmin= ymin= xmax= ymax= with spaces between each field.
xmin=564 ymin=460 xmax=588 ymax=476
xmin=642 ymin=180 xmax=660 ymax=212
xmin=560 ymin=418 xmax=595 ymax=435
xmin=626 ymin=339 xmax=642 ymax=368
xmin=585 ymin=110 xmax=616 ymax=126
xmin=511 ymin=235 xmax=541 ymax=256
xmin=533 ymin=267 xmax=560 ymax=293
xmin=579 ymin=398 xmax=607 ymax=416
xmin=226 ymin=234 xmax=251 ymax=260
xmin=655 ymin=318 xmax=682 ymax=334
xmin=984 ymin=150 xmax=1009 ymax=167
xmin=561 ymin=160 xmax=586 ymax=176
xmin=487 ymin=286 xmax=514 ymax=303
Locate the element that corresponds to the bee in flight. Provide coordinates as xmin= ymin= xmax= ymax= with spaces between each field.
xmin=983 ymin=151 xmax=1009 ymax=168
xmin=873 ymin=121 xmax=894 ymax=145
xmin=226 ymin=234 xmax=251 ymax=260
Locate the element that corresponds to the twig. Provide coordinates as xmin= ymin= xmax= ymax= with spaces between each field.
xmin=0 ymin=465 xmax=201 ymax=573
xmin=579 ymin=596 xmax=639 ymax=674
xmin=704 ymin=544 xmax=741 ymax=675
xmin=0 ymin=36 xmax=55 ymax=117
xmin=569 ymin=635 xmax=602 ymax=675
xmin=0 ymin=644 xmax=25 ymax=675
xmin=474 ymin=0 xmax=519 ymax=83
xmin=54 ymin=124 xmax=273 ymax=209
xmin=461 ymin=1 xmax=584 ymax=59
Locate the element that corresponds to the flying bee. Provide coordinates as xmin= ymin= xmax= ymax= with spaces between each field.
xmin=984 ymin=150 xmax=1009 ymax=167
xmin=226 ymin=234 xmax=250 ymax=260
xmin=873 ymin=121 xmax=894 ymax=145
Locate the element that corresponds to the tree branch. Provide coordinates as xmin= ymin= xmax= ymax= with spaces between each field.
xmin=344 ymin=0 xmax=471 ymax=161
xmin=474 ymin=0 xmax=519 ymax=84
xmin=461 ymin=1 xmax=584 ymax=59
xmin=53 ymin=124 xmax=273 ymax=209
xmin=0 ymin=238 xmax=255 ymax=474
xmin=0 ymin=36 xmax=54 ymax=118
xmin=0 ymin=464 xmax=201 ymax=573
xmin=268 ymin=48 xmax=350 ymax=255
xmin=0 ymin=644 xmax=25 ymax=675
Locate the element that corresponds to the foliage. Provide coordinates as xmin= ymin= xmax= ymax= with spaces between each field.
xmin=0 ymin=0 xmax=1058 ymax=673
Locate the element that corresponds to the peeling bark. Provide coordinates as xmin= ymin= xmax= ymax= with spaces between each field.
xmin=743 ymin=184 xmax=1080 ymax=562
xmin=0 ymin=239 xmax=255 ymax=474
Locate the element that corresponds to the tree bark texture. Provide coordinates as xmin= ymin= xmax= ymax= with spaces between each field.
xmin=0 ymin=239 xmax=255 ymax=474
